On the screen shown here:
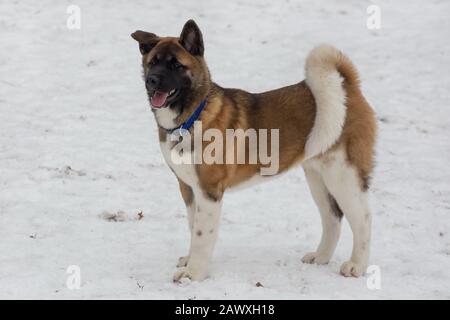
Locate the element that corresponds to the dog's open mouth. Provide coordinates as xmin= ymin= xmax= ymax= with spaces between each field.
xmin=150 ymin=89 xmax=178 ymax=108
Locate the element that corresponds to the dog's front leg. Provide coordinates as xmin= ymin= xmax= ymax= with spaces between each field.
xmin=173 ymin=190 xmax=222 ymax=282
xmin=176 ymin=179 xmax=195 ymax=268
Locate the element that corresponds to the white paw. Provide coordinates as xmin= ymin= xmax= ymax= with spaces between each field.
xmin=340 ymin=260 xmax=367 ymax=277
xmin=301 ymin=252 xmax=330 ymax=265
xmin=173 ymin=266 xmax=208 ymax=282
xmin=177 ymin=256 xmax=189 ymax=268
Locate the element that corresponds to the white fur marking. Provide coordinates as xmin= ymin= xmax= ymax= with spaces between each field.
xmin=174 ymin=192 xmax=222 ymax=282
xmin=160 ymin=139 xmax=198 ymax=187
xmin=154 ymin=107 xmax=178 ymax=130
xmin=308 ymin=147 xmax=371 ymax=277
xmin=302 ymin=167 xmax=341 ymax=264
xmin=304 ymin=45 xmax=347 ymax=160
xmin=177 ymin=202 xmax=196 ymax=268
xmin=160 ymin=137 xmax=223 ymax=281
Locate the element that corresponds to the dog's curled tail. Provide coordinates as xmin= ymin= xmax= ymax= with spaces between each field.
xmin=303 ymin=44 xmax=360 ymax=160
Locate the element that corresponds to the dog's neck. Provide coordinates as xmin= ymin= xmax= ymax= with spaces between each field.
xmin=153 ymin=82 xmax=218 ymax=131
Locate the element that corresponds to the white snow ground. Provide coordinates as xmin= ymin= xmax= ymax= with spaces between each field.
xmin=1 ymin=0 xmax=449 ymax=299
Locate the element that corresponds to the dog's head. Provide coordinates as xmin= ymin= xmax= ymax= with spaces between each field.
xmin=131 ymin=20 xmax=210 ymax=128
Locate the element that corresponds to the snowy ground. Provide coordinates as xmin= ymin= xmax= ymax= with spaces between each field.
xmin=1 ymin=0 xmax=449 ymax=299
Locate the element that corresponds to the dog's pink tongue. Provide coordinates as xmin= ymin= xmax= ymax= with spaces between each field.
xmin=151 ymin=91 xmax=169 ymax=108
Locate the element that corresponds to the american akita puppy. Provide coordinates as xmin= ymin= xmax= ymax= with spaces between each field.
xmin=131 ymin=20 xmax=377 ymax=282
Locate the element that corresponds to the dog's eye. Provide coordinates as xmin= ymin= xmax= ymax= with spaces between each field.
xmin=149 ymin=57 xmax=158 ymax=66
xmin=172 ymin=60 xmax=183 ymax=69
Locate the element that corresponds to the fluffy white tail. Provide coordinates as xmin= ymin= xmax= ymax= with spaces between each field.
xmin=303 ymin=45 xmax=359 ymax=160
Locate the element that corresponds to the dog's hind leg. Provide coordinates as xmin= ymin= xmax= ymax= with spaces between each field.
xmin=320 ymin=148 xmax=372 ymax=277
xmin=302 ymin=166 xmax=342 ymax=265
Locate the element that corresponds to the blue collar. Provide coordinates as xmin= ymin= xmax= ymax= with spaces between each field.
xmin=169 ymin=98 xmax=207 ymax=135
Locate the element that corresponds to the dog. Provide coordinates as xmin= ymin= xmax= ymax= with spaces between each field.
xmin=131 ymin=20 xmax=377 ymax=281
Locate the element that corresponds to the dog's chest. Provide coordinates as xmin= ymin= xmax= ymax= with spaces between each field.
xmin=159 ymin=139 xmax=199 ymax=187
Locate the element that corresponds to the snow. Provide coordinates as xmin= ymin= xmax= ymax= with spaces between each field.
xmin=1 ymin=0 xmax=450 ymax=299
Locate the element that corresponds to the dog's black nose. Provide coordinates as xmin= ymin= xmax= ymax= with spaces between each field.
xmin=146 ymin=75 xmax=160 ymax=89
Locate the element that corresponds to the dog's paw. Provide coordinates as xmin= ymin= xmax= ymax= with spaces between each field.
xmin=340 ymin=261 xmax=367 ymax=277
xmin=173 ymin=266 xmax=207 ymax=282
xmin=301 ymin=252 xmax=330 ymax=265
xmin=177 ymin=256 xmax=189 ymax=268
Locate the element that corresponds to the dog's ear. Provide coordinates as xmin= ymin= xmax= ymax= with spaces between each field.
xmin=180 ymin=19 xmax=204 ymax=56
xmin=131 ymin=30 xmax=160 ymax=55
